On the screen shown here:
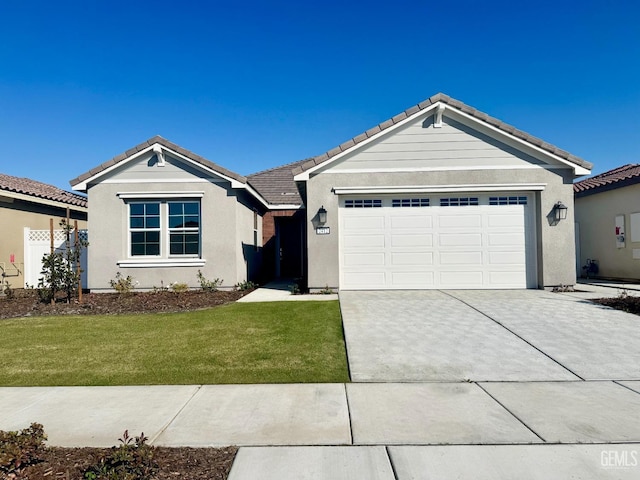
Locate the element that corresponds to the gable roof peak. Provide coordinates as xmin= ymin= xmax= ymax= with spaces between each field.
xmin=292 ymin=93 xmax=593 ymax=177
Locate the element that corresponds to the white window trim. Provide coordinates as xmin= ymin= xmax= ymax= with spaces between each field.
xmin=117 ymin=191 xmax=204 ymax=199
xmin=124 ymin=199 xmax=203 ymax=263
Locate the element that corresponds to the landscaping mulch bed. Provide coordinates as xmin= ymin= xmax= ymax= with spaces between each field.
xmin=0 ymin=289 xmax=249 ymax=320
xmin=14 ymin=445 xmax=237 ymax=479
xmin=592 ymin=295 xmax=640 ymax=315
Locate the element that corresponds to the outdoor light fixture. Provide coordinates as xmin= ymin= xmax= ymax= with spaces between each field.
xmin=318 ymin=206 xmax=327 ymax=225
xmin=553 ymin=201 xmax=568 ymax=222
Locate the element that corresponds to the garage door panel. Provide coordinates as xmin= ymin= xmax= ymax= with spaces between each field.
xmin=439 ymin=251 xmax=483 ymax=265
xmin=488 ymin=251 xmax=525 ymax=265
xmin=439 ymin=214 xmax=482 ymax=228
xmin=488 ymin=213 xmax=525 ymax=227
xmin=439 ymin=271 xmax=484 ymax=287
xmin=391 ymin=252 xmax=433 ymax=265
xmin=489 ymin=271 xmax=527 ymax=286
xmin=344 ymin=215 xmax=385 ymax=230
xmin=439 ymin=233 xmax=483 ymax=247
xmin=343 ymin=253 xmax=386 ymax=266
xmin=391 ymin=271 xmax=435 ymax=287
xmin=343 ymin=271 xmax=386 ymax=288
xmin=391 ymin=215 xmax=432 ymax=229
xmin=488 ymin=233 xmax=525 ymax=246
xmin=391 ymin=234 xmax=433 ymax=247
xmin=343 ymin=234 xmax=385 ymax=248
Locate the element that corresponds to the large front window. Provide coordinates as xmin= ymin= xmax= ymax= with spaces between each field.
xmin=129 ymin=201 xmax=200 ymax=257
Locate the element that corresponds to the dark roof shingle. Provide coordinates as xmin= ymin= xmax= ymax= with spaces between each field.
xmin=0 ymin=173 xmax=87 ymax=208
xmin=247 ymin=159 xmax=308 ymax=206
xmin=292 ymin=93 xmax=593 ymax=175
xmin=574 ymin=164 xmax=640 ymax=196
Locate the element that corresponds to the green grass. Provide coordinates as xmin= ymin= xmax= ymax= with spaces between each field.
xmin=0 ymin=301 xmax=349 ymax=386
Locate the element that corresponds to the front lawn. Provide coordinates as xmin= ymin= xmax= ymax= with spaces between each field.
xmin=0 ymin=301 xmax=349 ymax=386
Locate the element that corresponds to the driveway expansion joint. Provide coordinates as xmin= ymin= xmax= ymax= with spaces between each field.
xmin=442 ymin=290 xmax=585 ymax=381
xmin=475 ymin=383 xmax=546 ymax=443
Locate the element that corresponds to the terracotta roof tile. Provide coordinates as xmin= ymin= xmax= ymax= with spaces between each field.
xmin=295 ymin=93 xmax=593 ymax=174
xmin=0 ymin=173 xmax=87 ymax=208
xmin=574 ymin=164 xmax=640 ymax=195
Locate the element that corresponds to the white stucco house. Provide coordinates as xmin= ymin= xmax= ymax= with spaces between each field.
xmin=71 ymin=93 xmax=592 ymax=291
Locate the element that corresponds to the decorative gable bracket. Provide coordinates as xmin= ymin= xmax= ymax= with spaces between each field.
xmin=152 ymin=144 xmax=166 ymax=167
xmin=434 ymin=104 xmax=446 ymax=128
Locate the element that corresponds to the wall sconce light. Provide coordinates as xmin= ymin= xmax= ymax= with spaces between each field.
xmin=318 ymin=206 xmax=327 ymax=225
xmin=553 ymin=201 xmax=568 ymax=222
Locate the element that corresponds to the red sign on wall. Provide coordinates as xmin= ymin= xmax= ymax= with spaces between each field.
xmin=10 ymin=254 xmax=15 ymax=263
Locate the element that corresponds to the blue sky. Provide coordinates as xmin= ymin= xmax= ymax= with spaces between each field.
xmin=1 ymin=0 xmax=639 ymax=191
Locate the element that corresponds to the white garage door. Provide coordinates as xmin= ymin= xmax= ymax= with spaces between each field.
xmin=339 ymin=194 xmax=535 ymax=290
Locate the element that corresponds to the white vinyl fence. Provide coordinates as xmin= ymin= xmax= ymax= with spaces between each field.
xmin=23 ymin=228 xmax=88 ymax=289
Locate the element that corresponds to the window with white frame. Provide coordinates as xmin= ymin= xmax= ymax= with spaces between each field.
xmin=128 ymin=201 xmax=200 ymax=257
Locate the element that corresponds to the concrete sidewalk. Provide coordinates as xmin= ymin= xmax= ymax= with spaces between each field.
xmin=2 ymin=381 xmax=640 ymax=477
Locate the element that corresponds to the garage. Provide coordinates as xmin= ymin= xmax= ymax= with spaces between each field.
xmin=339 ymin=193 xmax=536 ymax=290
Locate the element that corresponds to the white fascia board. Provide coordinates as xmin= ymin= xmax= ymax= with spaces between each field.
xmin=445 ymin=108 xmax=591 ymax=176
xmin=265 ymin=204 xmax=304 ymax=210
xmin=117 ymin=191 xmax=205 ymax=199
xmin=0 ymin=190 xmax=88 ymax=212
xmin=293 ymin=103 xmax=442 ymax=181
xmin=72 ymin=144 xmax=157 ymax=191
xmin=332 ymin=183 xmax=547 ymax=195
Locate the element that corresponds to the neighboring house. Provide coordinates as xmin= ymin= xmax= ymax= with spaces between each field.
xmin=574 ymin=164 xmax=640 ymax=281
xmin=71 ymin=93 xmax=592 ymax=291
xmin=0 ymin=174 xmax=88 ymax=290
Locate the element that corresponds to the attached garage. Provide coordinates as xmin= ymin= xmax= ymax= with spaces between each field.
xmin=339 ymin=193 xmax=536 ymax=289
xmin=293 ymin=93 xmax=593 ymax=291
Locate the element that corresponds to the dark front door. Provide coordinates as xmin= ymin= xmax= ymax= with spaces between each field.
xmin=277 ymin=217 xmax=303 ymax=278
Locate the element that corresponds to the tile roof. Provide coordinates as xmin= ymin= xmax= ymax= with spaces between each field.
xmin=247 ymin=159 xmax=308 ymax=205
xmin=70 ymin=136 xmax=247 ymax=187
xmin=292 ymin=93 xmax=593 ymax=175
xmin=574 ymin=164 xmax=640 ymax=196
xmin=0 ymin=173 xmax=87 ymax=208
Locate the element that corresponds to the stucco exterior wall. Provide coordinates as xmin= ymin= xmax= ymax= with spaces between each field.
xmin=0 ymin=199 xmax=86 ymax=289
xmin=86 ymin=180 xmax=256 ymax=291
xmin=305 ymin=167 xmax=576 ymax=290
xmin=575 ymin=184 xmax=640 ymax=280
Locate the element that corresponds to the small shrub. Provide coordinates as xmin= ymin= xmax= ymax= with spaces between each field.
xmin=235 ymin=280 xmax=257 ymax=291
xmin=83 ymin=430 xmax=157 ymax=480
xmin=152 ymin=280 xmax=169 ymax=293
xmin=289 ymin=282 xmax=301 ymax=295
xmin=197 ymin=270 xmax=222 ymax=292
xmin=2 ymin=282 xmax=15 ymax=300
xmin=110 ymin=272 xmax=136 ymax=294
xmin=170 ymin=282 xmax=189 ymax=293
xmin=319 ymin=285 xmax=334 ymax=295
xmin=0 ymin=422 xmax=48 ymax=476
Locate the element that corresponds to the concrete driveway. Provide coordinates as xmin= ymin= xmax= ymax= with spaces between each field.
xmin=340 ymin=289 xmax=640 ymax=382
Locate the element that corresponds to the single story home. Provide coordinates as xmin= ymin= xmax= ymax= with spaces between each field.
xmin=71 ymin=93 xmax=592 ymax=291
xmin=0 ymin=173 xmax=88 ymax=291
xmin=574 ymin=164 xmax=640 ymax=281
